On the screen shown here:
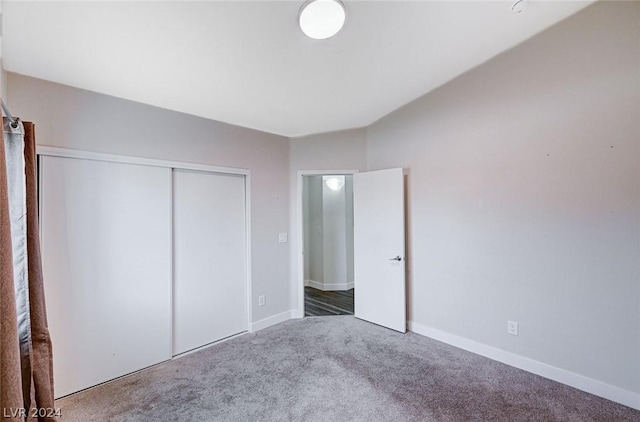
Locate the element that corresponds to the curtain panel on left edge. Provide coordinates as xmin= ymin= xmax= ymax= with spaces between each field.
xmin=0 ymin=118 xmax=55 ymax=421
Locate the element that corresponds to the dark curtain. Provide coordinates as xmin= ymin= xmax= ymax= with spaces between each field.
xmin=0 ymin=118 xmax=55 ymax=421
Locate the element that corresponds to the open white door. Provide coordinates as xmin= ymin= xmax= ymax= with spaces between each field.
xmin=353 ymin=168 xmax=406 ymax=332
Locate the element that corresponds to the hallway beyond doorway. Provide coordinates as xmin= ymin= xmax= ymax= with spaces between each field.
xmin=304 ymin=287 xmax=354 ymax=316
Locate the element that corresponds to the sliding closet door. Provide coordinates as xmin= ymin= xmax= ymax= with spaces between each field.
xmin=173 ymin=169 xmax=247 ymax=355
xmin=40 ymin=156 xmax=172 ymax=397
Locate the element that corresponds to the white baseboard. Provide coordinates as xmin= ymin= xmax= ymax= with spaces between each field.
xmin=250 ymin=311 xmax=292 ymax=332
xmin=407 ymin=321 xmax=640 ymax=411
xmin=306 ymin=279 xmax=354 ymax=291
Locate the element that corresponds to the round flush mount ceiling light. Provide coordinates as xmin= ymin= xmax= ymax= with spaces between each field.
xmin=511 ymin=0 xmax=528 ymax=14
xmin=324 ymin=176 xmax=345 ymax=191
xmin=299 ymin=0 xmax=346 ymax=40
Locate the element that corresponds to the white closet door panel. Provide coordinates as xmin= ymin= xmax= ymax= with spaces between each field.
xmin=40 ymin=156 xmax=172 ymax=397
xmin=173 ymin=170 xmax=247 ymax=356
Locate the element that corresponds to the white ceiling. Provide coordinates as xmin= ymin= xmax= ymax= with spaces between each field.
xmin=2 ymin=1 xmax=593 ymax=137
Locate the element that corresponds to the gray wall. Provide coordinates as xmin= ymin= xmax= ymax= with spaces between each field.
xmin=366 ymin=1 xmax=639 ymax=395
xmin=305 ymin=175 xmax=324 ymax=283
xmin=345 ymin=176 xmax=355 ymax=285
xmin=8 ymin=72 xmax=291 ymax=324
xmin=303 ymin=176 xmax=311 ymax=281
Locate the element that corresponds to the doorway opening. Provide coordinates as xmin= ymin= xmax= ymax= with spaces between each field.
xmin=302 ymin=174 xmax=354 ymax=316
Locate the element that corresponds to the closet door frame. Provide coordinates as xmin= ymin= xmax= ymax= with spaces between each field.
xmin=37 ymin=146 xmax=253 ymax=341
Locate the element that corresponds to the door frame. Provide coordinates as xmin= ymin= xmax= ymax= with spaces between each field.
xmin=37 ymin=146 xmax=254 ymax=346
xmin=294 ymin=169 xmax=359 ymax=318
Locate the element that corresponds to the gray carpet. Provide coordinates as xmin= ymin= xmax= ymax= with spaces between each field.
xmin=56 ymin=316 xmax=639 ymax=421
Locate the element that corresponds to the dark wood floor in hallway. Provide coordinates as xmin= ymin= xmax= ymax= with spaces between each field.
xmin=304 ymin=287 xmax=354 ymax=316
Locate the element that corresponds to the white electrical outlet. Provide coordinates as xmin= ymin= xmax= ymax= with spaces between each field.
xmin=258 ymin=295 xmax=266 ymax=307
xmin=508 ymin=320 xmax=519 ymax=336
xmin=278 ymin=233 xmax=288 ymax=243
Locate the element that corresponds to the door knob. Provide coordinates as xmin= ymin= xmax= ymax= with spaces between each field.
xmin=389 ymin=256 xmax=402 ymax=261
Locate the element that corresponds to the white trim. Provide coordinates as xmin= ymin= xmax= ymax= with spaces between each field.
xmin=244 ymin=173 xmax=253 ymax=334
xmin=249 ymin=311 xmax=292 ymax=332
xmin=290 ymin=309 xmax=304 ymax=320
xmin=296 ymin=169 xmax=359 ymax=319
xmin=37 ymin=155 xmax=44 ymax=251
xmin=168 ymin=169 xmax=175 ymax=357
xmin=306 ymin=279 xmax=354 ymax=291
xmin=408 ymin=321 xmax=640 ymax=411
xmin=36 ymin=146 xmax=250 ymax=176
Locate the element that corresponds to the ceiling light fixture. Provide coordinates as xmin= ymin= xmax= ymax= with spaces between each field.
xmin=324 ymin=176 xmax=345 ymax=191
xmin=299 ymin=0 xmax=346 ymax=40
xmin=511 ymin=0 xmax=528 ymax=14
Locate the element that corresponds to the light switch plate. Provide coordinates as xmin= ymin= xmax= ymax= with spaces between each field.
xmin=278 ymin=233 xmax=288 ymax=243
